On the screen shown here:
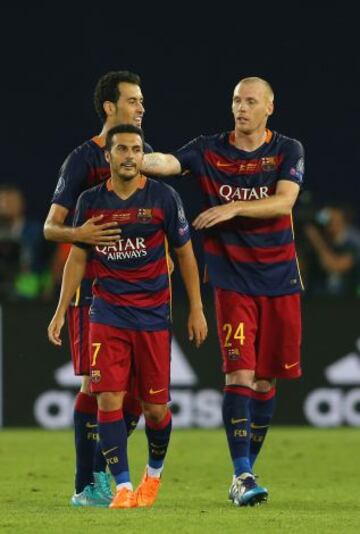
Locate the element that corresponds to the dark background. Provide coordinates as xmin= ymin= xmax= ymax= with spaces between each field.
xmin=1 ymin=6 xmax=359 ymax=221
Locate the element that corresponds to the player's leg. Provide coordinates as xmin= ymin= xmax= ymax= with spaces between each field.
xmin=132 ymin=329 xmax=172 ymax=507
xmin=249 ymin=380 xmax=276 ymax=469
xmin=90 ymin=322 xmax=136 ymax=509
xmin=251 ymin=293 xmax=302 ymax=468
xmin=215 ymin=288 xmax=268 ymax=506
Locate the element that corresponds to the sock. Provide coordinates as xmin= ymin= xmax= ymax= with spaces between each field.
xmin=73 ymin=392 xmax=98 ymax=493
xmin=222 ymin=385 xmax=252 ymax=477
xmin=98 ymin=409 xmax=130 ymax=486
xmin=249 ymin=388 xmax=276 ymax=468
xmin=123 ymin=393 xmax=142 ymax=437
xmin=145 ymin=409 xmax=172 ymax=477
xmin=93 ymin=440 xmax=107 ymax=473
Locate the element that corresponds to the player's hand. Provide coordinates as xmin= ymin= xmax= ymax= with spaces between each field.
xmin=76 ymin=215 xmax=121 ymax=245
xmin=48 ymin=313 xmax=65 ymax=346
xmin=192 ymin=203 xmax=239 ymax=229
xmin=188 ymin=308 xmax=208 ymax=348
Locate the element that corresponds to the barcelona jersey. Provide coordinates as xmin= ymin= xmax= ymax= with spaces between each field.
xmin=73 ymin=177 xmax=190 ymax=331
xmin=175 ymin=130 xmax=304 ymax=296
xmin=51 ymin=136 xmax=153 ymax=305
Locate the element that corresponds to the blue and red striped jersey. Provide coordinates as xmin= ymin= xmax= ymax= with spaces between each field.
xmin=51 ymin=136 xmax=153 ymax=306
xmin=175 ymin=129 xmax=304 ymax=296
xmin=73 ymin=176 xmax=190 ymax=331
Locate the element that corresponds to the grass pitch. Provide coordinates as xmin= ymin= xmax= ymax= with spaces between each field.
xmin=1 ymin=427 xmax=359 ymax=533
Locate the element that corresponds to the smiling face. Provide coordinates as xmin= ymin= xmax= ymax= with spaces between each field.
xmin=105 ymin=132 xmax=144 ymax=182
xmin=108 ymin=82 xmax=145 ymax=128
xmin=232 ymin=79 xmax=274 ymax=135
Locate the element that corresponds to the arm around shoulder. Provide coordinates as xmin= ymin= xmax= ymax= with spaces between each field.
xmin=142 ymin=153 xmax=182 ymax=176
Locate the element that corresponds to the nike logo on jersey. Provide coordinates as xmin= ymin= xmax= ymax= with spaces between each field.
xmin=149 ymin=387 xmax=166 ymax=395
xmin=216 ymin=161 xmax=233 ymax=167
xmin=284 ymin=362 xmax=299 ymax=369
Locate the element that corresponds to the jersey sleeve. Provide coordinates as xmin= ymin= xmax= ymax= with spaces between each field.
xmin=51 ymin=148 xmax=89 ymax=210
xmin=163 ymin=185 xmax=191 ymax=248
xmin=173 ymin=136 xmax=204 ymax=174
xmin=279 ymin=139 xmax=305 ymax=186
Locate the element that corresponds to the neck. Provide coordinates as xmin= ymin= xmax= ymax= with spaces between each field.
xmin=98 ymin=119 xmax=117 ymax=139
xmin=233 ymin=127 xmax=267 ymax=152
xmin=111 ymin=173 xmax=143 ymax=199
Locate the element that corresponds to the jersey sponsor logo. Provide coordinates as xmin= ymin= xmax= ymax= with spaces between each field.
xmin=95 ymin=237 xmax=147 ymax=261
xmin=149 ymin=387 xmax=166 ymax=395
xmin=219 ymin=184 xmax=270 ymax=202
xmin=137 ymin=208 xmax=152 ymax=223
xmin=284 ymin=361 xmax=299 ymax=370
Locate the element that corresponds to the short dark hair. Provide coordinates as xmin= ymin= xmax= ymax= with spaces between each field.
xmin=94 ymin=70 xmax=141 ymax=124
xmin=105 ymin=124 xmax=145 ymax=152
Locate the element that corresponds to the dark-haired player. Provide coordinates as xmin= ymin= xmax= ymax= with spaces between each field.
xmin=44 ymin=71 xmax=152 ymax=506
xmin=48 ymin=125 xmax=207 ymax=508
xmin=141 ymin=77 xmax=304 ymax=506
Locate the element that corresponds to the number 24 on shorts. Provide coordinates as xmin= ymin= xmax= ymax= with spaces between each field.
xmin=222 ymin=322 xmax=245 ymax=347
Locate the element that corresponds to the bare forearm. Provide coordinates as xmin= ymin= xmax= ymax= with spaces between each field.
xmin=176 ymin=245 xmax=203 ymax=310
xmin=235 ymin=194 xmax=294 ymax=219
xmin=55 ymin=249 xmax=86 ymax=315
xmin=142 ymin=153 xmax=181 ymax=176
xmin=44 ymin=219 xmax=80 ymax=243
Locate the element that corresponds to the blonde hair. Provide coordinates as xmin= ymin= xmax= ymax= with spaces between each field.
xmin=237 ymin=77 xmax=274 ymax=102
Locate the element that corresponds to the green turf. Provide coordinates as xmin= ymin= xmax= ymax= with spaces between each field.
xmin=1 ymin=427 xmax=359 ymax=533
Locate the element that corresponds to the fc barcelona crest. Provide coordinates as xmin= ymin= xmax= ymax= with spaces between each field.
xmin=261 ymin=157 xmax=277 ymax=172
xmin=137 ymin=208 xmax=152 ymax=223
xmin=91 ymin=370 xmax=102 ymax=383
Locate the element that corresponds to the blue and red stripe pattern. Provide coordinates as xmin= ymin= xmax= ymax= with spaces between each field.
xmin=73 ymin=177 xmax=190 ymax=330
xmin=51 ymin=136 xmax=153 ymax=306
xmin=175 ymin=130 xmax=304 ymax=296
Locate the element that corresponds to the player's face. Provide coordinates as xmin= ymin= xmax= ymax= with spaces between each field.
xmin=232 ymin=82 xmax=273 ymax=135
xmin=106 ymin=132 xmax=144 ymax=181
xmin=113 ymin=82 xmax=145 ymax=127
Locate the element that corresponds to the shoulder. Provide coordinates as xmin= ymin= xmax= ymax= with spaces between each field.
xmin=144 ymin=141 xmax=153 ymax=154
xmin=77 ymin=181 xmax=106 ymax=204
xmin=273 ymin=131 xmax=304 ymax=154
xmin=177 ymin=131 xmax=225 ymax=151
xmin=147 ymin=178 xmax=180 ymax=200
xmin=65 ymin=138 xmax=102 ymax=162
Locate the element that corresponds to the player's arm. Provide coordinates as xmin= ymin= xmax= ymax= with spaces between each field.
xmin=193 ymin=180 xmax=300 ymax=229
xmin=48 ymin=245 xmax=87 ymax=346
xmin=44 ymin=203 xmax=121 ymax=245
xmin=142 ymin=153 xmax=182 ymax=176
xmin=173 ymin=241 xmax=208 ymax=347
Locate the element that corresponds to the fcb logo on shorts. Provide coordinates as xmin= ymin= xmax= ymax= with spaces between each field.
xmin=227 ymin=348 xmax=240 ymax=361
xmin=91 ymin=369 xmax=101 ymax=383
xmin=137 ymin=208 xmax=152 ymax=223
xmin=261 ymin=157 xmax=277 ymax=172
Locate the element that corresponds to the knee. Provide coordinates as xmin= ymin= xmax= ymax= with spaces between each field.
xmin=254 ymin=378 xmax=276 ymax=393
xmin=142 ymin=403 xmax=168 ymax=424
xmin=226 ymin=369 xmax=255 ymax=388
xmin=97 ymin=391 xmax=126 ymax=412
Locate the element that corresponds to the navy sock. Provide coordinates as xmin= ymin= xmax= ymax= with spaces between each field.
xmin=93 ymin=440 xmax=107 ymax=473
xmin=222 ymin=386 xmax=252 ymax=476
xmin=73 ymin=392 xmax=98 ymax=493
xmin=122 ymin=394 xmax=142 ymax=437
xmin=145 ymin=410 xmax=172 ymax=470
xmin=98 ymin=409 xmax=130 ymax=485
xmin=249 ymin=389 xmax=276 ymax=468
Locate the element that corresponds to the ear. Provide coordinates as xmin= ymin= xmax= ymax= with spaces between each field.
xmin=104 ymin=150 xmax=111 ymax=163
xmin=103 ymin=100 xmax=115 ymax=118
xmin=266 ymin=101 xmax=274 ymax=118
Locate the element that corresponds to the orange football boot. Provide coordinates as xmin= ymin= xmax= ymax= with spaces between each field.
xmin=109 ymin=487 xmax=137 ymax=509
xmin=135 ymin=471 xmax=161 ymax=507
